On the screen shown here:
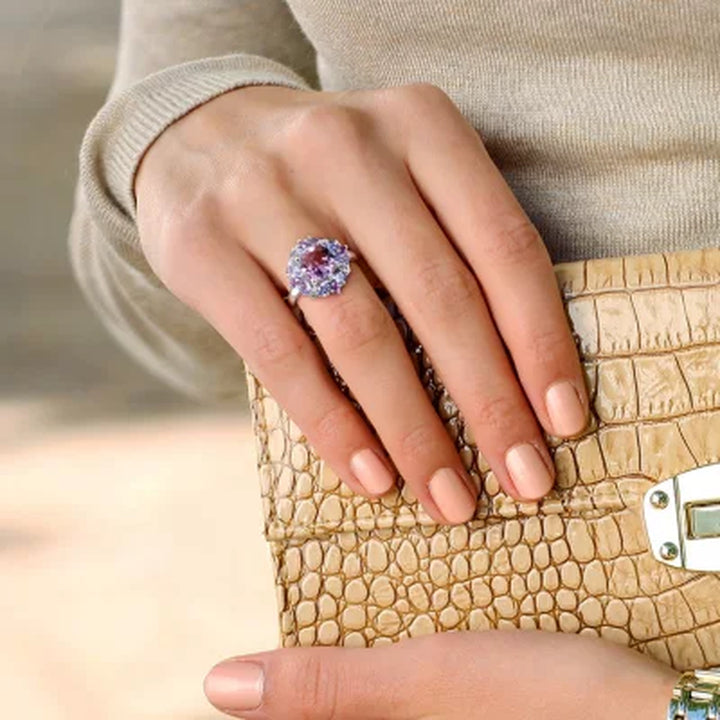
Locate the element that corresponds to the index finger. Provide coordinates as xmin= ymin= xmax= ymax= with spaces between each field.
xmin=391 ymin=84 xmax=589 ymax=439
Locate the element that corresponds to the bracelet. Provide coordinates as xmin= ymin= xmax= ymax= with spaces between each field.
xmin=668 ymin=668 xmax=720 ymax=720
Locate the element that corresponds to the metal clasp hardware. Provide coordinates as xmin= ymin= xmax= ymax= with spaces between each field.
xmin=643 ymin=462 xmax=720 ymax=572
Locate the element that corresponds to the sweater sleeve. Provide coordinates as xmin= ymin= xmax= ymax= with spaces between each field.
xmin=69 ymin=0 xmax=318 ymax=402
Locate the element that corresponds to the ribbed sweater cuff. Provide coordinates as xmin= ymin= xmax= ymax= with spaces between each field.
xmin=79 ymin=53 xmax=315 ymax=248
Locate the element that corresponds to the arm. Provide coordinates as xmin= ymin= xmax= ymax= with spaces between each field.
xmin=69 ymin=0 xmax=318 ymax=400
xmin=75 ymin=6 xmax=589 ymax=515
xmin=202 ymin=629 xmax=682 ymax=719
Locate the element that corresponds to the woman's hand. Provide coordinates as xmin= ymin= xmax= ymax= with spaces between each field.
xmin=203 ymin=629 xmax=679 ymax=719
xmin=135 ymin=82 xmax=590 ymax=524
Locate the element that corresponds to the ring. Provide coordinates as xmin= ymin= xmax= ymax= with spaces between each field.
xmin=286 ymin=236 xmax=357 ymax=306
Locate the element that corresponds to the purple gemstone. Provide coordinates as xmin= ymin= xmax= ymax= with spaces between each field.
xmin=287 ymin=237 xmax=353 ymax=299
xmin=302 ymin=245 xmax=330 ymax=270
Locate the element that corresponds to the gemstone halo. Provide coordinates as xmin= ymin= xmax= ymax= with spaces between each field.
xmin=286 ymin=236 xmax=355 ymax=304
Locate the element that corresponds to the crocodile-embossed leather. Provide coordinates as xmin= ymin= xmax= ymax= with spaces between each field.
xmin=245 ymin=247 xmax=720 ymax=671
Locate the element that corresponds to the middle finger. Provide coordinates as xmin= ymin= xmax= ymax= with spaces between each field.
xmin=326 ymin=153 xmax=556 ymax=501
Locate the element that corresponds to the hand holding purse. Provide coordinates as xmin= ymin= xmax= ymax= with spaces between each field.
xmin=246 ymin=246 xmax=720 ymax=672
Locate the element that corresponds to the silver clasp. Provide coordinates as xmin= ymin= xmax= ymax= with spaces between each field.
xmin=643 ymin=462 xmax=720 ymax=572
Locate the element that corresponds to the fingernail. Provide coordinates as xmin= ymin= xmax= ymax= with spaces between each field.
xmin=350 ymin=449 xmax=395 ymax=495
xmin=204 ymin=661 xmax=264 ymax=713
xmin=505 ymin=443 xmax=554 ymax=500
xmin=428 ymin=468 xmax=476 ymax=523
xmin=545 ymin=380 xmax=588 ymax=436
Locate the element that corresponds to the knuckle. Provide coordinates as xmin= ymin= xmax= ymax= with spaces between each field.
xmin=398 ymin=423 xmax=437 ymax=461
xmin=525 ymin=325 xmax=572 ymax=368
xmin=375 ymin=83 xmax=456 ymax=135
xmin=412 ymin=259 xmax=479 ymax=321
xmin=294 ymin=654 xmax=341 ymax=720
xmin=312 ymin=403 xmax=358 ymax=448
xmin=282 ymin=103 xmax=365 ymax=160
xmin=322 ymin=295 xmax=393 ymax=354
xmin=375 ymin=81 xmax=452 ymax=116
xmin=248 ymin=321 xmax=307 ymax=371
xmin=472 ymin=393 xmax=519 ymax=435
xmin=382 ymin=82 xmax=455 ymax=119
xmin=399 ymin=81 xmax=451 ymax=105
xmin=486 ymin=217 xmax=544 ymax=265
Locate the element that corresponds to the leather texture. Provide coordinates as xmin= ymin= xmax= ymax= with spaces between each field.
xmin=245 ymin=247 xmax=720 ymax=671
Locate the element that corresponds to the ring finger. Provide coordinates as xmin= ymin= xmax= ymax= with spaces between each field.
xmin=243 ymin=205 xmax=479 ymax=524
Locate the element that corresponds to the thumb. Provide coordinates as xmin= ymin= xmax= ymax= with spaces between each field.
xmin=203 ymin=637 xmax=442 ymax=719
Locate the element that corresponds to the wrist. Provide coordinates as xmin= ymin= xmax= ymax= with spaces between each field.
xmin=81 ymin=53 xmax=314 ymax=240
xmin=657 ymin=670 xmax=685 ymax=720
xmin=604 ymin=663 xmax=681 ymax=720
xmin=134 ymin=83 xmax=311 ymax=205
xmin=636 ymin=667 xmax=683 ymax=720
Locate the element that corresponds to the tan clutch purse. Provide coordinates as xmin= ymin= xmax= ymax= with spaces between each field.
xmin=245 ymin=246 xmax=720 ymax=672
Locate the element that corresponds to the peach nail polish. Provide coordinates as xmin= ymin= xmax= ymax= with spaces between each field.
xmin=350 ymin=449 xmax=395 ymax=495
xmin=505 ymin=443 xmax=553 ymax=500
xmin=546 ymin=381 xmax=588 ymax=437
xmin=428 ymin=468 xmax=476 ymax=523
xmin=204 ymin=661 xmax=264 ymax=713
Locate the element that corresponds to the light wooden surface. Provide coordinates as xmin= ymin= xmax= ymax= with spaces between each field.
xmin=0 ymin=408 xmax=277 ymax=720
xmin=2 ymin=4 xmax=280 ymax=717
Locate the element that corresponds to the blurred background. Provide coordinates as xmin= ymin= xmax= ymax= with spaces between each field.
xmin=1 ymin=2 xmax=277 ymax=717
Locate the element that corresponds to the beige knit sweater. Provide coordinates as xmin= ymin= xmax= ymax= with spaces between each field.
xmin=70 ymin=0 xmax=720 ymax=401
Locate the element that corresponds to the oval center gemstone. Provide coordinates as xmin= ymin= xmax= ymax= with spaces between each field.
xmin=287 ymin=236 xmax=353 ymax=299
xmin=301 ymin=245 xmax=330 ymax=271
